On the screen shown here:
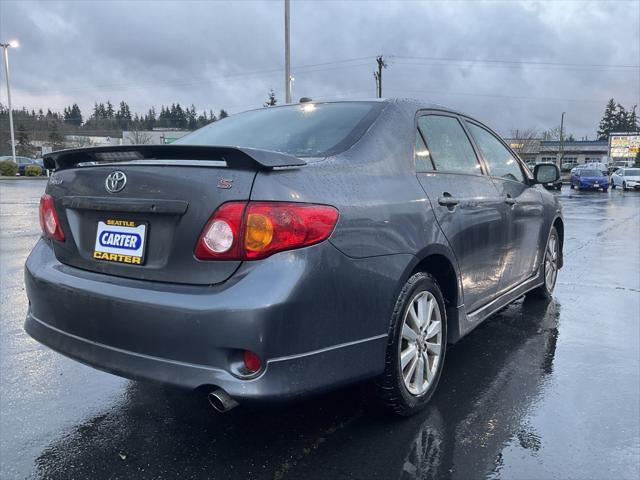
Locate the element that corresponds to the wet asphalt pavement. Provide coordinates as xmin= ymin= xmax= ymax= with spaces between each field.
xmin=1 ymin=179 xmax=639 ymax=480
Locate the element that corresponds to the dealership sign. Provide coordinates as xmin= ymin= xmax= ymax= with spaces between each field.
xmin=609 ymin=134 xmax=640 ymax=158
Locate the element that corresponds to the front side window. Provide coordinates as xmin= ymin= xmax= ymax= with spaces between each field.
xmin=176 ymin=102 xmax=381 ymax=158
xmin=417 ymin=115 xmax=481 ymax=174
xmin=467 ymin=123 xmax=524 ymax=182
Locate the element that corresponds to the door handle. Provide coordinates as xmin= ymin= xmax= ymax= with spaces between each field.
xmin=438 ymin=194 xmax=459 ymax=207
xmin=504 ymin=195 xmax=516 ymax=205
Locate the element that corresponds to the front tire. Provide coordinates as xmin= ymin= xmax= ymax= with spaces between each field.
xmin=529 ymin=226 xmax=559 ymax=299
xmin=375 ymin=272 xmax=447 ymax=416
xmin=623 ymin=182 xmax=628 ymax=191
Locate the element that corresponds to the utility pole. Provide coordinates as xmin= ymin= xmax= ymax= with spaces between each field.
xmin=284 ymin=0 xmax=292 ymax=104
xmin=374 ymin=55 xmax=387 ymax=98
xmin=559 ymin=112 xmax=565 ymax=168
xmin=1 ymin=40 xmax=19 ymax=163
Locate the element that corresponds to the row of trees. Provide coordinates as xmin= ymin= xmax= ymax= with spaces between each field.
xmin=0 ymin=101 xmax=231 ymax=156
xmin=84 ymin=101 xmax=229 ymax=131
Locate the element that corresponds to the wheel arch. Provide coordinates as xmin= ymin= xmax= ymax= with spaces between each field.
xmin=396 ymin=244 xmax=463 ymax=344
xmin=552 ymin=216 xmax=564 ymax=269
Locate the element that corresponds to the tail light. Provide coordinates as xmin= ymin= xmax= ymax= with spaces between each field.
xmin=195 ymin=201 xmax=338 ymax=260
xmin=39 ymin=194 xmax=65 ymax=242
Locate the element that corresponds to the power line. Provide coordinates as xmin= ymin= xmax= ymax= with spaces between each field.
xmin=15 ymin=56 xmax=377 ymax=97
xmin=388 ymin=54 xmax=640 ymax=70
xmin=391 ymin=60 xmax=640 ymax=74
xmin=386 ymin=87 xmax=614 ymax=104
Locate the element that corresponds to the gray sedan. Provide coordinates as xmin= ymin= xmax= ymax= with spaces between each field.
xmin=25 ymin=99 xmax=563 ymax=415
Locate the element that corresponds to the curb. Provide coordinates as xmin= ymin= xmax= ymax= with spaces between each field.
xmin=0 ymin=176 xmax=49 ymax=180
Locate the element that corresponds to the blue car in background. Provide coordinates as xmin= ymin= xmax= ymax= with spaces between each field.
xmin=570 ymin=168 xmax=609 ymax=191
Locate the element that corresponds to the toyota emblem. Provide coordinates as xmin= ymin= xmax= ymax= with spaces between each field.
xmin=105 ymin=171 xmax=127 ymax=193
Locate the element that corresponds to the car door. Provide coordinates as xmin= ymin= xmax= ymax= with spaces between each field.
xmin=464 ymin=120 xmax=545 ymax=292
xmin=415 ymin=113 xmax=508 ymax=313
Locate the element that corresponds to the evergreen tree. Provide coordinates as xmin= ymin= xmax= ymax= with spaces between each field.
xmin=48 ymin=122 xmax=64 ymax=150
xmin=158 ymin=106 xmax=170 ymax=128
xmin=116 ymin=101 xmax=132 ymax=129
xmin=628 ymin=106 xmax=638 ymax=131
xmin=597 ymin=99 xmax=617 ymax=140
xmin=16 ymin=124 xmax=34 ymax=156
xmin=197 ymin=110 xmax=211 ymax=128
xmin=72 ymin=104 xmax=83 ymax=126
xmin=219 ymin=109 xmax=228 ymax=119
xmin=613 ymin=104 xmax=628 ymax=132
xmin=264 ymin=89 xmax=277 ymax=107
xmin=187 ymin=104 xmax=198 ymax=129
xmin=145 ymin=107 xmax=157 ymax=129
xmin=105 ymin=101 xmax=115 ymax=119
xmin=169 ymin=103 xmax=187 ymax=129
xmin=63 ymin=103 xmax=82 ymax=127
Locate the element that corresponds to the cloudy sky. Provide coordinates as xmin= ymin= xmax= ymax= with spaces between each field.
xmin=1 ymin=0 xmax=638 ymax=138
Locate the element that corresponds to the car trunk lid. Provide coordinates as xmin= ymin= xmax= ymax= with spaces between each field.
xmin=43 ymin=145 xmax=305 ymax=285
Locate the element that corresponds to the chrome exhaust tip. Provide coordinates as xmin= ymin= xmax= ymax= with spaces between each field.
xmin=207 ymin=388 xmax=239 ymax=413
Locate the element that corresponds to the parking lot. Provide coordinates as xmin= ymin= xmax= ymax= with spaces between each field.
xmin=1 ymin=179 xmax=638 ymax=479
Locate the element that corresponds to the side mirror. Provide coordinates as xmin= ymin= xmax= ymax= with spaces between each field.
xmin=533 ymin=164 xmax=560 ymax=184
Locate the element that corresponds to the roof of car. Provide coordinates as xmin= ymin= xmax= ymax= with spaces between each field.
xmin=270 ymin=97 xmax=466 ymax=117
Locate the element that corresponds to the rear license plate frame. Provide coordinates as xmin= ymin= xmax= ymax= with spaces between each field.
xmin=93 ymin=219 xmax=148 ymax=265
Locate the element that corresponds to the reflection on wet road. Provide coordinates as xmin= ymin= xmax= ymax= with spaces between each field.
xmin=1 ymin=181 xmax=639 ymax=479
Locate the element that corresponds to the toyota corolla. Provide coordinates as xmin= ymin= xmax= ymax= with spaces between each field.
xmin=25 ymin=99 xmax=563 ymax=415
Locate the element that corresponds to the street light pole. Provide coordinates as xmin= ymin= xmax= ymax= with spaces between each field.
xmin=559 ymin=111 xmax=565 ymax=168
xmin=284 ymin=0 xmax=292 ymax=104
xmin=1 ymin=40 xmax=19 ymax=163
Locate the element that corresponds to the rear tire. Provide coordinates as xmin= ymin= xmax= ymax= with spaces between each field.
xmin=529 ymin=226 xmax=559 ymax=299
xmin=570 ymin=183 xmax=574 ymax=189
xmin=375 ymin=272 xmax=447 ymax=416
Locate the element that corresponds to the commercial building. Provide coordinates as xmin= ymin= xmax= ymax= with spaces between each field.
xmin=507 ymin=139 xmax=608 ymax=168
xmin=122 ymin=129 xmax=190 ymax=145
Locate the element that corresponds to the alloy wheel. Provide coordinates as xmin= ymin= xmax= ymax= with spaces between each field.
xmin=545 ymin=233 xmax=559 ymax=291
xmin=399 ymin=291 xmax=442 ymax=396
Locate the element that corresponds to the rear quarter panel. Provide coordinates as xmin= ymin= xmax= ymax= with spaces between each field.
xmin=249 ymin=102 xmax=460 ymax=339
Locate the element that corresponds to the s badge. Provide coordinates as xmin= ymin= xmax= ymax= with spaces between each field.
xmin=217 ymin=178 xmax=233 ymax=189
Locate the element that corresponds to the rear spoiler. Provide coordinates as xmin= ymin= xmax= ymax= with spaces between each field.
xmin=43 ymin=145 xmax=307 ymax=171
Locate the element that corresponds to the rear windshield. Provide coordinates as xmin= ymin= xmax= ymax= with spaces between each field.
xmin=176 ymin=102 xmax=381 ymax=157
xmin=581 ymin=170 xmax=602 ymax=176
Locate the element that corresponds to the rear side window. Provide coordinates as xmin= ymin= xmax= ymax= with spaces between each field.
xmin=176 ymin=102 xmax=381 ymax=158
xmin=415 ymin=133 xmax=434 ymax=171
xmin=417 ymin=115 xmax=481 ymax=174
xmin=466 ymin=123 xmax=524 ymax=182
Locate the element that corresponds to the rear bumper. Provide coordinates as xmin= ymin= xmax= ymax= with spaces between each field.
xmin=25 ymin=239 xmax=409 ymax=400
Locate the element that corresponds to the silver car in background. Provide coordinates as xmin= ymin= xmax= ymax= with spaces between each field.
xmin=611 ymin=167 xmax=640 ymax=191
